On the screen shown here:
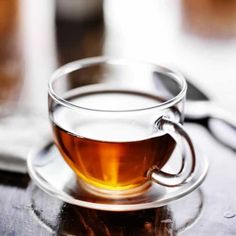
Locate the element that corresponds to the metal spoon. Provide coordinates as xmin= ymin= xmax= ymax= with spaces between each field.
xmin=185 ymin=80 xmax=236 ymax=151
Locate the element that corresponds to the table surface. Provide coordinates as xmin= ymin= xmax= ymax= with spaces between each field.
xmin=0 ymin=0 xmax=236 ymax=235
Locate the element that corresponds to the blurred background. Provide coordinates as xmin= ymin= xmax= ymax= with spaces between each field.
xmin=1 ymin=0 xmax=236 ymax=115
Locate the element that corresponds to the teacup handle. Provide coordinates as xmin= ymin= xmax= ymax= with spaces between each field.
xmin=147 ymin=117 xmax=196 ymax=187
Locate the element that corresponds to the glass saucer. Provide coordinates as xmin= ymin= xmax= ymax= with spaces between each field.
xmin=27 ymin=141 xmax=208 ymax=212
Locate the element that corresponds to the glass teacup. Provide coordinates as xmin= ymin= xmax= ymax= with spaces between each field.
xmin=48 ymin=57 xmax=196 ymax=198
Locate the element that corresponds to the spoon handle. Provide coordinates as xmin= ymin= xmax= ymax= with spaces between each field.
xmin=207 ymin=105 xmax=236 ymax=151
xmin=186 ymin=102 xmax=236 ymax=151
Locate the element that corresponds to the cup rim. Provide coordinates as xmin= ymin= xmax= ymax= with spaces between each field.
xmin=48 ymin=56 xmax=187 ymax=112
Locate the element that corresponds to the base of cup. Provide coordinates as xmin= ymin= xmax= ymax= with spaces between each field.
xmin=77 ymin=179 xmax=152 ymax=199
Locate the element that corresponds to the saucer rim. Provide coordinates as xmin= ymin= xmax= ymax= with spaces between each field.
xmin=27 ymin=141 xmax=208 ymax=212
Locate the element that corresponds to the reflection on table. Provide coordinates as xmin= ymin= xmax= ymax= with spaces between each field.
xmin=30 ymin=184 xmax=204 ymax=235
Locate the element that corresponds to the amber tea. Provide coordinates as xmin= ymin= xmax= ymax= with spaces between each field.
xmin=51 ymin=90 xmax=176 ymax=192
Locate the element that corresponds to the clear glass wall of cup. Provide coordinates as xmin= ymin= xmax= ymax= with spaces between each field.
xmin=48 ymin=57 xmax=196 ymax=199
